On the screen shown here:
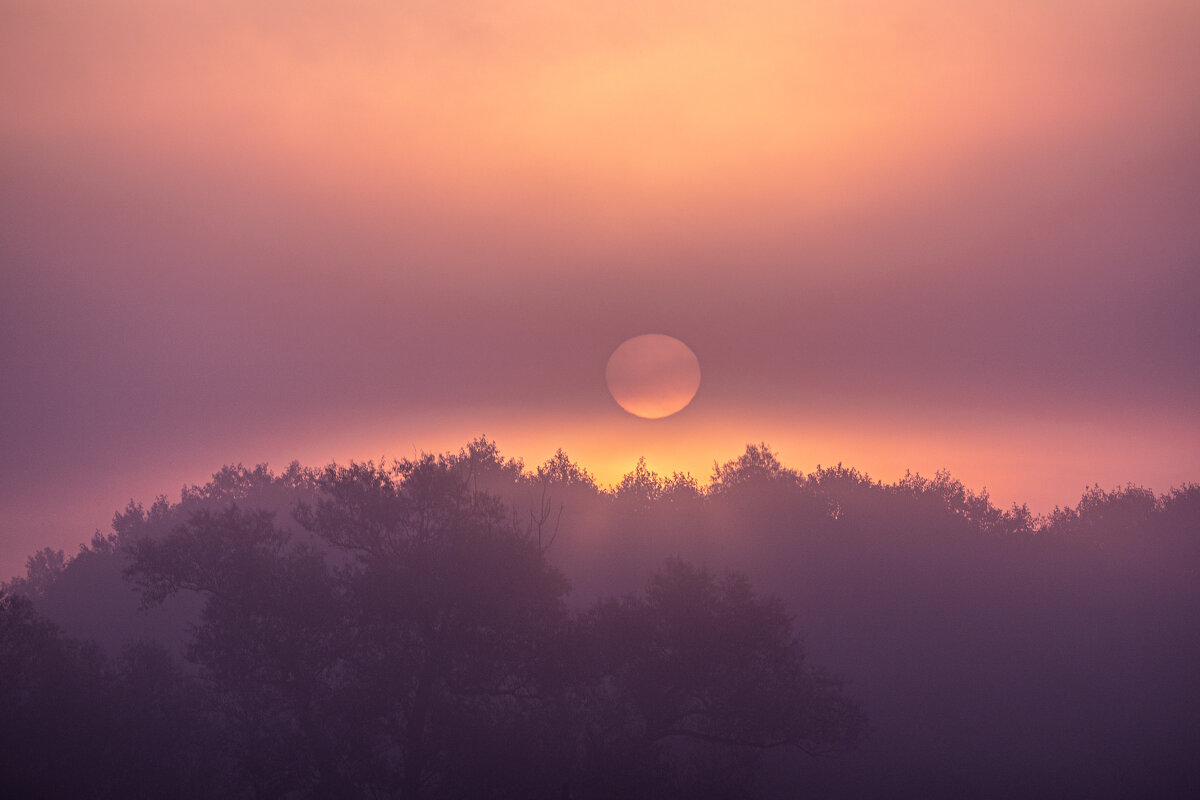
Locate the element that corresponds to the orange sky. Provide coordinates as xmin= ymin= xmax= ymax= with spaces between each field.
xmin=2 ymin=0 xmax=1198 ymax=576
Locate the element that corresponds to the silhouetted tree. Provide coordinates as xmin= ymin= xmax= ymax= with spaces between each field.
xmin=574 ymin=561 xmax=865 ymax=798
xmin=615 ymin=457 xmax=664 ymax=507
xmin=709 ymin=443 xmax=800 ymax=494
xmin=0 ymin=591 xmax=226 ymax=798
xmin=536 ymin=448 xmax=599 ymax=493
xmin=128 ymin=505 xmax=353 ymax=795
xmin=2 ymin=546 xmax=67 ymax=600
xmin=444 ymin=435 xmax=528 ymax=500
xmin=20 ymin=440 xmax=1195 ymax=798
xmin=298 ymin=456 xmax=571 ymax=798
xmin=128 ymin=457 xmax=572 ymax=798
xmin=0 ymin=590 xmax=109 ymax=796
xmin=661 ymin=470 xmax=702 ymax=503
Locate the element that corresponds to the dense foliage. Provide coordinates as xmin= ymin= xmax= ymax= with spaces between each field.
xmin=3 ymin=439 xmax=1197 ymax=798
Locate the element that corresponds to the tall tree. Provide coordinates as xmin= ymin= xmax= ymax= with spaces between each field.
xmin=129 ymin=456 xmax=571 ymax=798
xmin=576 ymin=560 xmax=866 ymax=798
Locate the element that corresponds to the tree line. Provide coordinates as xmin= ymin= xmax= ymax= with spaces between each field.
xmin=3 ymin=449 xmax=865 ymax=799
xmin=4 ymin=439 xmax=1198 ymax=798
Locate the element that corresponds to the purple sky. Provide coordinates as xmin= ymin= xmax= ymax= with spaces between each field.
xmin=2 ymin=0 xmax=1198 ymax=578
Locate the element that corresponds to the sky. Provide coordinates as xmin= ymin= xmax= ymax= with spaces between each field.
xmin=2 ymin=0 xmax=1198 ymax=578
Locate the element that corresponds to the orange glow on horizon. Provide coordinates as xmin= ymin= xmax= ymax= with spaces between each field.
xmin=185 ymin=399 xmax=1197 ymax=519
xmin=2 ymin=0 xmax=1196 ymax=577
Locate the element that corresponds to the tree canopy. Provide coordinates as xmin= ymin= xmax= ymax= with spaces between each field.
xmin=112 ymin=454 xmax=862 ymax=798
xmin=5 ymin=440 xmax=1197 ymax=798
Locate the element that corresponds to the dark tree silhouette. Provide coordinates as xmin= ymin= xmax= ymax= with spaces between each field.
xmin=536 ymin=448 xmax=600 ymax=493
xmin=575 ymin=560 xmax=865 ymax=798
xmin=0 ymin=590 xmax=109 ymax=797
xmin=614 ymin=456 xmax=664 ymax=507
xmin=0 ymin=591 xmax=226 ymax=798
xmin=15 ymin=440 xmax=1194 ymax=798
xmin=709 ymin=442 xmax=800 ymax=494
xmin=128 ymin=456 xmax=572 ymax=798
xmin=128 ymin=504 xmax=354 ymax=795
xmin=117 ymin=453 xmax=869 ymax=798
xmin=296 ymin=456 xmax=571 ymax=798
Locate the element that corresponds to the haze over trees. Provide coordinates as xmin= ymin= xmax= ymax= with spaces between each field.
xmin=3 ymin=439 xmax=1198 ymax=798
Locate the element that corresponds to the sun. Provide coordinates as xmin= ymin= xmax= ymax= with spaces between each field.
xmin=605 ymin=334 xmax=701 ymax=419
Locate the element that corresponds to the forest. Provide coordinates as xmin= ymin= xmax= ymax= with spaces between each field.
xmin=3 ymin=439 xmax=1198 ymax=798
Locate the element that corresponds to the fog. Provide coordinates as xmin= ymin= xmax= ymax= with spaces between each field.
xmin=4 ymin=440 xmax=1197 ymax=797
